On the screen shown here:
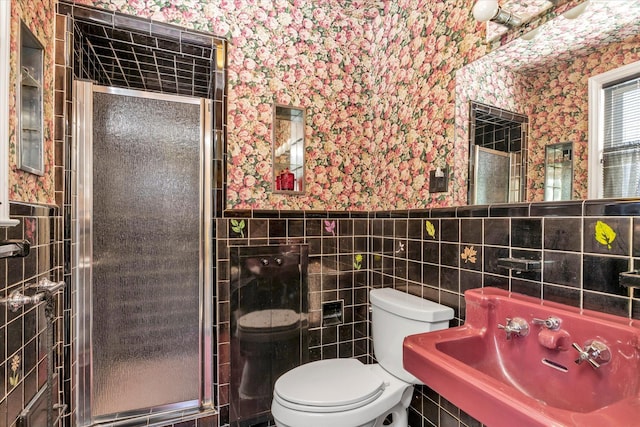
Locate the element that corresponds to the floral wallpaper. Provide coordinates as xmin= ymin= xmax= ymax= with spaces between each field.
xmin=525 ymin=32 xmax=640 ymax=201
xmin=368 ymin=1 xmax=486 ymax=210
xmin=77 ymin=0 xmax=487 ymax=211
xmin=17 ymin=0 xmax=633 ymax=210
xmin=8 ymin=0 xmax=56 ymax=204
xmin=491 ymin=0 xmax=640 ymax=71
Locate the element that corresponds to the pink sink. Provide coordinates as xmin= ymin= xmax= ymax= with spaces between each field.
xmin=403 ymin=287 xmax=640 ymax=427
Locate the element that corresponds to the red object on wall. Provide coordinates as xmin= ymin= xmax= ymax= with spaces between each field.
xmin=282 ymin=169 xmax=295 ymax=191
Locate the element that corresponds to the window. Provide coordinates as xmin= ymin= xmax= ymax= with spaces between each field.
xmin=589 ymin=61 xmax=640 ymax=199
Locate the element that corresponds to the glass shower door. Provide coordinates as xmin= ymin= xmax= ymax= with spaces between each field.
xmin=74 ymin=82 xmax=213 ymax=425
xmin=472 ymin=145 xmax=511 ymax=205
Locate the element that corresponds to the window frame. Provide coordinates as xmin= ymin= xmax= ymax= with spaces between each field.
xmin=588 ymin=59 xmax=640 ymax=199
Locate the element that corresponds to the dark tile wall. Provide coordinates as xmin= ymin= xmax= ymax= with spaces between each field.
xmin=475 ymin=122 xmax=522 ymax=154
xmin=372 ymin=200 xmax=640 ymax=427
xmin=1 ymin=204 xmax=64 ymax=427
xmin=217 ymin=210 xmax=371 ymax=427
xmin=216 ymin=200 xmax=640 ymax=427
xmin=55 ymin=13 xmax=75 ymax=427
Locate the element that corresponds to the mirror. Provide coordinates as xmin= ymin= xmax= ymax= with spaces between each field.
xmin=468 ymin=102 xmax=528 ymax=204
xmin=544 ymin=142 xmax=573 ymax=201
xmin=17 ymin=22 xmax=44 ymax=176
xmin=273 ymin=104 xmax=305 ymax=193
xmin=457 ymin=0 xmax=640 ymax=203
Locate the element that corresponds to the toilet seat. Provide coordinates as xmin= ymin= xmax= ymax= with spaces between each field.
xmin=237 ymin=309 xmax=300 ymax=342
xmin=273 ymin=359 xmax=386 ymax=413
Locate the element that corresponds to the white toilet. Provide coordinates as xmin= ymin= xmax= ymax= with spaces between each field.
xmin=271 ymin=287 xmax=454 ymax=427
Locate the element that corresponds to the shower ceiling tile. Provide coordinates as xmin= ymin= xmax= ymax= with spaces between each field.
xmin=72 ymin=9 xmax=220 ymax=99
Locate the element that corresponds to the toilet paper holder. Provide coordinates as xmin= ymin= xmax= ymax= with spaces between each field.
xmin=322 ymin=300 xmax=343 ymax=326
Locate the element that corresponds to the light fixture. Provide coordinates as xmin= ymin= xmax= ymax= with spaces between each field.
xmin=473 ymin=0 xmax=524 ymax=27
xmin=562 ymin=0 xmax=589 ymax=19
xmin=520 ymin=26 xmax=541 ymax=41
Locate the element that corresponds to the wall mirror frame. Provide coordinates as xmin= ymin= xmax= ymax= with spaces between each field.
xmin=273 ymin=104 xmax=305 ymax=194
xmin=17 ymin=21 xmax=45 ymax=176
xmin=457 ymin=0 xmax=640 ymax=204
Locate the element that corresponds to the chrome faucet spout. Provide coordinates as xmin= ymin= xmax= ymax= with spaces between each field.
xmin=532 ymin=316 xmax=561 ymax=330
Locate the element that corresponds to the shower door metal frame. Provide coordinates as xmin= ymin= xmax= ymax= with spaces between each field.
xmin=73 ymin=81 xmax=214 ymax=426
xmin=471 ymin=145 xmax=512 ymax=205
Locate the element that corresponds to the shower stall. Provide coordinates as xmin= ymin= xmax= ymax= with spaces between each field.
xmin=73 ymin=82 xmax=214 ymax=425
xmin=60 ymin=3 xmax=226 ymax=424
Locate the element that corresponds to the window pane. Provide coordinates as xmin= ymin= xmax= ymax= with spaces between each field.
xmin=603 ymin=145 xmax=640 ymax=198
xmin=603 ymin=76 xmax=640 ymax=197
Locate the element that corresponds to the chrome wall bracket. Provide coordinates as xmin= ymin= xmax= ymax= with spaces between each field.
xmin=0 ymin=239 xmax=30 ymax=258
xmin=0 ymin=278 xmax=65 ymax=312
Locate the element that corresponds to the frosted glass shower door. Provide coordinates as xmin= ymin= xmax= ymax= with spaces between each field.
xmin=472 ymin=145 xmax=511 ymax=205
xmin=75 ymin=83 xmax=213 ymax=425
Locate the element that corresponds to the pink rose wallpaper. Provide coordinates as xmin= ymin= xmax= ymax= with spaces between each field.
xmin=75 ymin=0 xmax=487 ymax=211
xmin=12 ymin=0 xmax=640 ymax=209
xmin=525 ymin=32 xmax=640 ymax=201
xmin=8 ymin=0 xmax=56 ymax=204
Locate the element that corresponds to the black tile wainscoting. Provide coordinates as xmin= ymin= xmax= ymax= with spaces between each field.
xmin=221 ymin=198 xmax=640 ymax=427
xmin=1 ymin=203 xmax=63 ymax=427
xmin=218 ymin=210 xmax=371 ymax=427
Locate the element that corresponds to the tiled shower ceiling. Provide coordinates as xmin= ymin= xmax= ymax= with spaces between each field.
xmin=68 ymin=4 xmax=220 ymax=98
xmin=474 ymin=103 xmax=527 ymax=126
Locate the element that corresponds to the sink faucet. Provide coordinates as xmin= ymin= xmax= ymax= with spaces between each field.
xmin=572 ymin=340 xmax=611 ymax=369
xmin=498 ymin=317 xmax=529 ymax=340
xmin=532 ymin=316 xmax=561 ymax=330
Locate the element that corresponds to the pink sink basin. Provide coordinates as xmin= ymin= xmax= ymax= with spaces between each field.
xmin=403 ymin=287 xmax=640 ymax=427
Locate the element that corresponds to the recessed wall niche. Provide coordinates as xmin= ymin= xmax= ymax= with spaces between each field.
xmin=17 ymin=22 xmax=45 ymax=175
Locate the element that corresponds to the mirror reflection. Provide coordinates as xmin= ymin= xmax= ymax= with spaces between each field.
xmin=18 ymin=21 xmax=44 ymax=176
xmin=544 ymin=142 xmax=573 ymax=201
xmin=458 ymin=0 xmax=640 ymax=203
xmin=273 ymin=105 xmax=305 ymax=193
xmin=468 ymin=102 xmax=528 ymax=204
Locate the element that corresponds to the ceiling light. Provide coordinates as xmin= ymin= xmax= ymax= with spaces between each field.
xmin=562 ymin=1 xmax=589 ymax=19
xmin=473 ymin=0 xmax=524 ymax=27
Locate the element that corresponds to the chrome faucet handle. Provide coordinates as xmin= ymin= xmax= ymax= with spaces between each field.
xmin=498 ymin=317 xmax=530 ymax=340
xmin=532 ymin=316 xmax=561 ymax=330
xmin=0 ymin=289 xmax=45 ymax=312
xmin=572 ymin=340 xmax=611 ymax=369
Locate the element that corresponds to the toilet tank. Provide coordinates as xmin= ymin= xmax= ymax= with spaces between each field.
xmin=370 ymin=288 xmax=454 ymax=384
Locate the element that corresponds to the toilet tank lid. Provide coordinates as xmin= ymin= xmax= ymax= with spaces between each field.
xmin=370 ymin=288 xmax=454 ymax=322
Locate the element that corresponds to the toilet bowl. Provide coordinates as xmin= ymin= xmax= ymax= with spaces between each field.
xmin=271 ymin=288 xmax=454 ymax=427
xmin=272 ymin=359 xmax=413 ymax=427
xmin=237 ymin=309 xmax=301 ymax=400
